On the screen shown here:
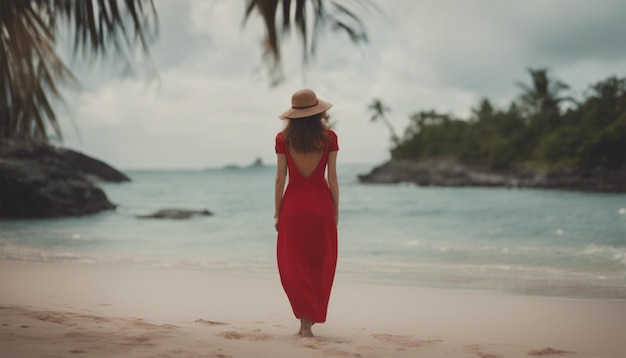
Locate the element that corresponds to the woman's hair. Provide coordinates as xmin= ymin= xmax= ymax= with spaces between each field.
xmin=280 ymin=112 xmax=330 ymax=153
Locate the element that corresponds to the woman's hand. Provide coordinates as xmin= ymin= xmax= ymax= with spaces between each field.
xmin=274 ymin=217 xmax=279 ymax=232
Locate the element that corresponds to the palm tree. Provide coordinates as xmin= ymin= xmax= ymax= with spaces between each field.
xmin=471 ymin=98 xmax=494 ymax=121
xmin=368 ymin=98 xmax=399 ymax=144
xmin=244 ymin=0 xmax=371 ymax=86
xmin=516 ymin=68 xmax=577 ymax=118
xmin=0 ymin=0 xmax=158 ymax=145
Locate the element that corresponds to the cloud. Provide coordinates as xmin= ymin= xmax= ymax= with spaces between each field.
xmin=151 ymin=0 xmax=214 ymax=70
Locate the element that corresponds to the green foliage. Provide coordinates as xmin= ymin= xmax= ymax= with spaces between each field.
xmin=392 ymin=110 xmax=465 ymax=159
xmin=391 ymin=71 xmax=626 ymax=171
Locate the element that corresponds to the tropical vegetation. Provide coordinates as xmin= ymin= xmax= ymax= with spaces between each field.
xmin=390 ymin=69 xmax=626 ymax=171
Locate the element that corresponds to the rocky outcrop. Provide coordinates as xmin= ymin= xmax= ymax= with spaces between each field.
xmin=358 ymin=159 xmax=626 ymax=193
xmin=136 ymin=209 xmax=213 ymax=219
xmin=0 ymin=140 xmax=129 ymax=219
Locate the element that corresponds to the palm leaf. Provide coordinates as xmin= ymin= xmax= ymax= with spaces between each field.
xmin=0 ymin=0 xmax=157 ymax=145
xmin=243 ymin=0 xmax=372 ymax=85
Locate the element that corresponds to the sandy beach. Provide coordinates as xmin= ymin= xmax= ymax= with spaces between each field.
xmin=1 ymin=259 xmax=624 ymax=358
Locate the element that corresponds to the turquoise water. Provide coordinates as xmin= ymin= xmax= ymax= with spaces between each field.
xmin=1 ymin=164 xmax=625 ymax=299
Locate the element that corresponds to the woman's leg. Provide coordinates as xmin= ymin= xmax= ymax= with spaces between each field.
xmin=298 ymin=317 xmax=314 ymax=337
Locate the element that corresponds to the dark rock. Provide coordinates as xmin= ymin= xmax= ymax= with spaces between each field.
xmin=358 ymin=159 xmax=626 ymax=193
xmin=136 ymin=209 xmax=213 ymax=219
xmin=0 ymin=140 xmax=127 ymax=219
xmin=1 ymin=140 xmax=130 ymax=182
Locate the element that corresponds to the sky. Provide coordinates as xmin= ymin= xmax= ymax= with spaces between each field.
xmin=55 ymin=0 xmax=626 ymax=170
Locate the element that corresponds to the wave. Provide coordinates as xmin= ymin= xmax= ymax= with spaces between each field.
xmin=0 ymin=240 xmax=275 ymax=272
xmin=338 ymin=258 xmax=626 ymax=300
xmin=400 ymin=240 xmax=626 ymax=268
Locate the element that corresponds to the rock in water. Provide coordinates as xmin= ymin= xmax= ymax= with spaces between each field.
xmin=136 ymin=209 xmax=213 ymax=219
xmin=0 ymin=140 xmax=127 ymax=219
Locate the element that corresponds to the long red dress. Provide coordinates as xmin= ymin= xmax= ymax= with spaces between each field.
xmin=275 ymin=130 xmax=338 ymax=323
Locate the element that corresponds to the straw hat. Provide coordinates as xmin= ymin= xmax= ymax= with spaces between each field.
xmin=279 ymin=89 xmax=333 ymax=119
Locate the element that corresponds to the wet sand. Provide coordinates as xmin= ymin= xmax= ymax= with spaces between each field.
xmin=1 ymin=260 xmax=624 ymax=357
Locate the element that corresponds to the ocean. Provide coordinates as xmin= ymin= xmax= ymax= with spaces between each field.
xmin=1 ymin=163 xmax=625 ymax=300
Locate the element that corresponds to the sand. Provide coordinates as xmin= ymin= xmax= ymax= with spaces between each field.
xmin=1 ymin=260 xmax=625 ymax=358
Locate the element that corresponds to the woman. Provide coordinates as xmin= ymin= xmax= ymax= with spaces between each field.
xmin=274 ymin=88 xmax=339 ymax=338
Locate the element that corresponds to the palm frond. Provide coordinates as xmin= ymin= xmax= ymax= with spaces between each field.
xmin=516 ymin=68 xmax=574 ymax=117
xmin=243 ymin=0 xmax=372 ymax=85
xmin=57 ymin=0 xmax=158 ymax=63
xmin=1 ymin=0 xmax=71 ymax=144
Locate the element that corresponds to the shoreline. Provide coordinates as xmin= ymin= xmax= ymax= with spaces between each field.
xmin=3 ymin=247 xmax=624 ymax=301
xmin=358 ymin=159 xmax=626 ymax=193
xmin=2 ymin=259 xmax=625 ymax=357
xmin=2 ymin=232 xmax=624 ymax=301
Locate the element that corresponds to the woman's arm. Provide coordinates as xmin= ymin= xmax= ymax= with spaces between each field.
xmin=274 ymin=153 xmax=287 ymax=231
xmin=327 ymin=151 xmax=339 ymax=225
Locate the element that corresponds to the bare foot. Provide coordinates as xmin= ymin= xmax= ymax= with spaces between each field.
xmin=298 ymin=318 xmax=314 ymax=337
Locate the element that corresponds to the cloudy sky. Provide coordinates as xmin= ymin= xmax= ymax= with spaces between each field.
xmin=56 ymin=0 xmax=626 ymax=169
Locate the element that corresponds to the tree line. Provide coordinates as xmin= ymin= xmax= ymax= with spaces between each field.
xmin=385 ymin=69 xmax=625 ymax=171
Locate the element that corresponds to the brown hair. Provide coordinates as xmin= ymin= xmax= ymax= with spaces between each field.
xmin=280 ymin=112 xmax=330 ymax=153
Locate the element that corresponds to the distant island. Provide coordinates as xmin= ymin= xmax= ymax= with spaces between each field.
xmin=250 ymin=157 xmax=264 ymax=167
xmin=221 ymin=157 xmax=265 ymax=170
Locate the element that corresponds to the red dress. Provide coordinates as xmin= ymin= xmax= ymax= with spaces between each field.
xmin=275 ymin=130 xmax=338 ymax=323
